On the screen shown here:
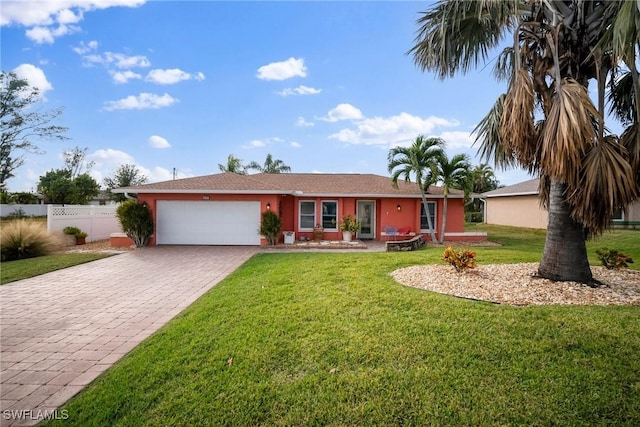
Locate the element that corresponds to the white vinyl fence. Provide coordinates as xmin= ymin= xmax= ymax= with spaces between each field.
xmin=47 ymin=205 xmax=121 ymax=242
xmin=0 ymin=204 xmax=48 ymax=217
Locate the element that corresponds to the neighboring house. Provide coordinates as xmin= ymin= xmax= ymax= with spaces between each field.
xmin=483 ymin=178 xmax=640 ymax=229
xmin=114 ymin=172 xmax=481 ymax=246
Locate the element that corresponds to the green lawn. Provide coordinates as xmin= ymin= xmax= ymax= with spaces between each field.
xmin=0 ymin=253 xmax=112 ymax=284
xmin=47 ymin=225 xmax=640 ymax=426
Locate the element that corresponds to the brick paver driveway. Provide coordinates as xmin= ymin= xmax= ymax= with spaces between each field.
xmin=0 ymin=246 xmax=257 ymax=426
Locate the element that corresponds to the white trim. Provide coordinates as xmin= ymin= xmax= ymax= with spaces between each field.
xmin=485 ymin=191 xmax=538 ymax=198
xmin=298 ymin=200 xmax=316 ymax=231
xmin=419 ymin=201 xmax=437 ymax=233
xmin=321 ymin=200 xmax=339 ymax=231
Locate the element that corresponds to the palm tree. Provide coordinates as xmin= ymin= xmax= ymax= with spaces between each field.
xmin=408 ymin=1 xmax=639 ymax=283
xmin=218 ymin=154 xmax=247 ymax=175
xmin=388 ymin=135 xmax=444 ymax=243
xmin=432 ymin=153 xmax=471 ymax=243
xmin=247 ymin=153 xmax=291 ymax=173
xmin=470 ymin=163 xmax=499 ymax=195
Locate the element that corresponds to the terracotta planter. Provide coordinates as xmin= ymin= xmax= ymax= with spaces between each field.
xmin=76 ymin=236 xmax=86 ymax=245
xmin=313 ymin=227 xmax=324 ymax=241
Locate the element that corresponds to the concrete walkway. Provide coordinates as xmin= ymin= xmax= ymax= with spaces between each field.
xmin=0 ymin=246 xmax=256 ymax=426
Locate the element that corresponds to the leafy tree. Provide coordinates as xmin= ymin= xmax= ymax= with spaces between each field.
xmin=431 ymin=153 xmax=471 ymax=243
xmin=388 ymin=135 xmax=445 ymax=243
xmin=0 ymin=71 xmax=68 ymax=189
xmin=408 ymin=1 xmax=640 ymax=283
xmin=247 ymin=153 xmax=292 ymax=173
xmin=37 ymin=169 xmax=99 ymax=204
xmin=10 ymin=192 xmax=39 ymax=204
xmin=104 ymin=164 xmax=149 ymax=202
xmin=218 ymin=154 xmax=247 ymax=175
xmin=116 ymin=200 xmax=154 ymax=247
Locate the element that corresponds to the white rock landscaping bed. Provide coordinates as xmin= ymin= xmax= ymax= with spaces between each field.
xmin=390 ymin=263 xmax=640 ymax=306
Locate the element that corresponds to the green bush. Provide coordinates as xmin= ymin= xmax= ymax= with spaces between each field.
xmin=63 ymin=226 xmax=81 ymax=236
xmin=1 ymin=220 xmax=60 ymax=261
xmin=259 ymin=210 xmax=282 ymax=245
xmin=596 ymin=247 xmax=634 ymax=270
xmin=116 ymin=200 xmax=154 ymax=247
xmin=442 ymin=246 xmax=477 ymax=272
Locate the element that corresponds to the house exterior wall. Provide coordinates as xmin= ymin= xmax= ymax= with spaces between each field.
xmin=617 ymin=200 xmax=640 ymax=228
xmin=136 ymin=192 xmax=467 ymax=245
xmin=486 ymin=195 xmax=548 ymax=229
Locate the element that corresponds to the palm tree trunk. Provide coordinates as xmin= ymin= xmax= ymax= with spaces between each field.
xmin=439 ymin=196 xmax=447 ymax=244
xmin=538 ymin=180 xmax=593 ymax=283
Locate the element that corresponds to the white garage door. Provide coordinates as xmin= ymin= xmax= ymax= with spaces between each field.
xmin=157 ymin=201 xmax=261 ymax=245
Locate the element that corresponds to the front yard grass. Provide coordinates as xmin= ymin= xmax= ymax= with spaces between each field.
xmin=0 ymin=253 xmax=112 ymax=284
xmin=48 ymin=235 xmax=640 ymax=425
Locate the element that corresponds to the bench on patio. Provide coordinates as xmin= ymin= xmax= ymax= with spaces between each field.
xmin=381 ymin=225 xmax=416 ymax=241
xmin=385 ymin=234 xmax=424 ymax=252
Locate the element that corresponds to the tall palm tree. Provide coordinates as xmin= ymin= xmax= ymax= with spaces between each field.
xmin=432 ymin=153 xmax=471 ymax=243
xmin=388 ymin=135 xmax=444 ymax=243
xmin=247 ymin=153 xmax=291 ymax=173
xmin=408 ymin=0 xmax=640 ymax=283
xmin=218 ymin=154 xmax=247 ymax=175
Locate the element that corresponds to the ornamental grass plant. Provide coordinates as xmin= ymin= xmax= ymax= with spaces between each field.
xmin=0 ymin=219 xmax=61 ymax=262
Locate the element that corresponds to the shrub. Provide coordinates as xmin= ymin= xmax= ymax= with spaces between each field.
xmin=596 ymin=248 xmax=634 ymax=270
xmin=116 ymin=200 xmax=154 ymax=247
xmin=339 ymin=214 xmax=360 ymax=233
xmin=63 ymin=226 xmax=82 ymax=236
xmin=1 ymin=220 xmax=60 ymax=262
xmin=442 ymin=246 xmax=477 ymax=272
xmin=259 ymin=210 xmax=282 ymax=245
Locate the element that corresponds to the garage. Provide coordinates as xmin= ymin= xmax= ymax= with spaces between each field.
xmin=156 ymin=200 xmax=261 ymax=245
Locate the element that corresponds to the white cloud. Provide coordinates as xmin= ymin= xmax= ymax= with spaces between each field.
xmin=111 ymin=70 xmax=142 ymax=84
xmin=242 ymin=137 xmax=284 ymax=149
xmin=318 ymin=103 xmax=363 ymax=122
xmin=146 ymin=68 xmax=206 ymax=85
xmin=73 ymin=40 xmax=98 ymax=55
xmin=148 ymin=135 xmax=171 ymax=149
xmin=257 ymin=57 xmax=307 ymax=81
xmin=439 ymin=131 xmax=475 ymax=149
xmin=87 ymin=148 xmax=191 ymax=185
xmin=296 ymin=117 xmax=314 ymax=127
xmin=79 ymin=50 xmax=150 ymax=69
xmin=277 ymin=85 xmax=321 ymax=96
xmin=103 ymin=93 xmax=179 ymax=111
xmin=1 ymin=1 xmax=145 ymax=43
xmin=329 ymin=112 xmax=460 ymax=147
xmin=12 ymin=64 xmax=53 ymax=97
xmin=290 ymin=141 xmax=301 ymax=148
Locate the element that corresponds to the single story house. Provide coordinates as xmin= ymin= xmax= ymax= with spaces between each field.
xmin=483 ymin=178 xmax=640 ymax=229
xmin=115 ymin=172 xmax=483 ymax=246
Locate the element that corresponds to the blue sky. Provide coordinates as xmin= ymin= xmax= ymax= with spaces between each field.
xmin=2 ymin=0 xmax=534 ymax=192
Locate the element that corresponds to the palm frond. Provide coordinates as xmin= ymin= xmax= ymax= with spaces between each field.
xmin=608 ymin=70 xmax=636 ymax=126
xmin=540 ymin=78 xmax=599 ymax=188
xmin=620 ymin=123 xmax=640 ymax=189
xmin=570 ymin=135 xmax=638 ymax=234
xmin=408 ymin=0 xmax=517 ymax=79
xmin=500 ymin=68 xmax=537 ymax=166
xmin=473 ymin=94 xmax=517 ymax=169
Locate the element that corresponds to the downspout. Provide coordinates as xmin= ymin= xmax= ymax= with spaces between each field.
xmin=124 ymin=192 xmax=137 ymax=200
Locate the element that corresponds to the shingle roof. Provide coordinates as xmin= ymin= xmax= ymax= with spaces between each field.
xmin=483 ymin=178 xmax=540 ymax=197
xmin=114 ymin=172 xmax=463 ymax=198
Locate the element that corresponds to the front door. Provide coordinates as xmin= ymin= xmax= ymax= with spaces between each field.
xmin=357 ymin=201 xmax=375 ymax=239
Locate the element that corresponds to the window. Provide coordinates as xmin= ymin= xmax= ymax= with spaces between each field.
xmin=420 ymin=202 xmax=436 ymax=231
xmin=613 ymin=208 xmax=624 ymax=221
xmin=321 ymin=201 xmax=338 ymax=230
xmin=299 ymin=201 xmax=315 ymax=230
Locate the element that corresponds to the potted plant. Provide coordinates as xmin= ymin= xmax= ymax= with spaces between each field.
xmin=313 ymin=224 xmax=324 ymax=242
xmin=258 ymin=210 xmax=282 ymax=245
xmin=339 ymin=214 xmax=360 ymax=242
xmin=63 ymin=226 xmax=88 ymax=245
